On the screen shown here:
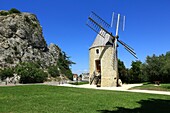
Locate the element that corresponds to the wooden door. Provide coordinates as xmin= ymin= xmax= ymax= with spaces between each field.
xmin=95 ymin=60 xmax=101 ymax=72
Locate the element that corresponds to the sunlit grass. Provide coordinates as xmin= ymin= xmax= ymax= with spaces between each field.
xmin=131 ymin=83 xmax=170 ymax=91
xmin=0 ymin=85 xmax=169 ymax=113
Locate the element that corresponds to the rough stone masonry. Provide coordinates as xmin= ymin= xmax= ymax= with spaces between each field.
xmin=0 ymin=10 xmax=61 ymax=69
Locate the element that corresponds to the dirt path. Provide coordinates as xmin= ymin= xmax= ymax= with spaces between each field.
xmin=55 ymin=83 xmax=170 ymax=96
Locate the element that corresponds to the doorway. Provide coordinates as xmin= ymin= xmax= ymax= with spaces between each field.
xmin=95 ymin=60 xmax=101 ymax=72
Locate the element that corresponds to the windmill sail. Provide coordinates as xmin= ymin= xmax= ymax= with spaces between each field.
xmin=87 ymin=17 xmax=111 ymax=39
xmin=87 ymin=12 xmax=138 ymax=69
xmin=90 ymin=11 xmax=110 ymax=29
xmin=110 ymin=12 xmax=126 ymax=34
xmin=86 ymin=12 xmax=112 ymax=39
xmin=87 ymin=11 xmax=138 ymax=87
xmin=118 ymin=40 xmax=138 ymax=59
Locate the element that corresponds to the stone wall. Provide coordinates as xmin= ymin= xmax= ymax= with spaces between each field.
xmin=0 ymin=11 xmax=61 ymax=69
xmin=89 ymin=45 xmax=117 ymax=87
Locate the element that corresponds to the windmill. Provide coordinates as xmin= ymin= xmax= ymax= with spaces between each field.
xmin=87 ymin=12 xmax=137 ymax=87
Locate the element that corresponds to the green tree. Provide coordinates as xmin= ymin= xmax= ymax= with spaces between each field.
xmin=145 ymin=55 xmax=163 ymax=82
xmin=79 ymin=74 xmax=82 ymax=78
xmin=0 ymin=68 xmax=14 ymax=81
xmin=142 ymin=52 xmax=170 ymax=83
xmin=9 ymin=8 xmax=21 ymax=14
xmin=48 ymin=65 xmax=60 ymax=78
xmin=15 ymin=62 xmax=47 ymax=83
xmin=129 ymin=60 xmax=142 ymax=83
xmin=140 ymin=63 xmax=149 ymax=82
xmin=160 ymin=52 xmax=170 ymax=83
xmin=118 ymin=59 xmax=127 ymax=83
xmin=57 ymin=51 xmax=75 ymax=80
xmin=126 ymin=68 xmax=134 ymax=83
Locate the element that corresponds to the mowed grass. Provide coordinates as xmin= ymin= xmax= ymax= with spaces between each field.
xmin=0 ymin=85 xmax=170 ymax=113
xmin=131 ymin=83 xmax=170 ymax=91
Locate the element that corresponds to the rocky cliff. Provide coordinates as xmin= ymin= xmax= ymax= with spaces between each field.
xmin=0 ymin=10 xmax=60 ymax=68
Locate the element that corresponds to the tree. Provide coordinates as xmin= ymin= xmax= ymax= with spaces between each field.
xmin=120 ymin=51 xmax=170 ymax=84
xmin=79 ymin=74 xmax=82 ymax=78
xmin=48 ymin=65 xmax=60 ymax=78
xmin=57 ymin=51 xmax=75 ymax=80
xmin=160 ymin=52 xmax=170 ymax=83
xmin=126 ymin=68 xmax=134 ymax=83
xmin=142 ymin=52 xmax=170 ymax=83
xmin=0 ymin=68 xmax=14 ymax=81
xmin=15 ymin=62 xmax=47 ymax=83
xmin=118 ymin=59 xmax=127 ymax=83
xmin=140 ymin=63 xmax=149 ymax=82
xmin=129 ymin=60 xmax=142 ymax=83
xmin=9 ymin=8 xmax=21 ymax=14
xmin=145 ymin=54 xmax=163 ymax=82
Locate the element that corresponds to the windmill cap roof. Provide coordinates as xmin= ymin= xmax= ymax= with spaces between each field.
xmin=90 ymin=30 xmax=114 ymax=49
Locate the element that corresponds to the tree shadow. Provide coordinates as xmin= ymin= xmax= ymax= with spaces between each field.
xmin=97 ymin=98 xmax=170 ymax=113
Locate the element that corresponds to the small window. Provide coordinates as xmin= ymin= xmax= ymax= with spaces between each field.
xmin=96 ymin=49 xmax=99 ymax=54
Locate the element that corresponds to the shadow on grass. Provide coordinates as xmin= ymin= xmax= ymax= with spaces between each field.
xmin=97 ymin=98 xmax=170 ymax=113
xmin=69 ymin=81 xmax=89 ymax=85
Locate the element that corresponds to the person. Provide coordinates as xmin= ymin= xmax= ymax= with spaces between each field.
xmin=14 ymin=77 xmax=17 ymax=85
xmin=6 ymin=77 xmax=9 ymax=85
xmin=96 ymin=70 xmax=101 ymax=87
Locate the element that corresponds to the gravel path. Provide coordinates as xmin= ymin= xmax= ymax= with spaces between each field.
xmin=53 ymin=83 xmax=170 ymax=96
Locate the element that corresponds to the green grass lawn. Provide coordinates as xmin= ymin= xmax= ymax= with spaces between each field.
xmin=130 ymin=83 xmax=170 ymax=91
xmin=0 ymin=85 xmax=170 ymax=113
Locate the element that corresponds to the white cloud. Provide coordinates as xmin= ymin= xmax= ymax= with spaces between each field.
xmin=73 ymin=69 xmax=89 ymax=75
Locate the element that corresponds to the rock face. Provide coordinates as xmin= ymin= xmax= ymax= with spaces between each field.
xmin=0 ymin=10 xmax=60 ymax=68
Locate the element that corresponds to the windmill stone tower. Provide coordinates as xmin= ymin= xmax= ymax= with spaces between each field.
xmin=89 ymin=31 xmax=118 ymax=87
xmin=87 ymin=12 xmax=137 ymax=87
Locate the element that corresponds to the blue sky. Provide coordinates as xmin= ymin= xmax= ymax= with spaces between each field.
xmin=1 ymin=0 xmax=170 ymax=74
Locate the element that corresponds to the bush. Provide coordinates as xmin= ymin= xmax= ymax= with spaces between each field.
xmin=48 ymin=65 xmax=60 ymax=78
xmin=32 ymin=23 xmax=38 ymax=28
xmin=0 ymin=11 xmax=9 ymax=16
xmin=0 ymin=8 xmax=20 ymax=16
xmin=34 ymin=70 xmax=48 ymax=83
xmin=25 ymin=15 xmax=31 ymax=23
xmin=0 ymin=68 xmax=14 ymax=81
xmin=9 ymin=8 xmax=21 ymax=14
xmin=15 ymin=62 xmax=47 ymax=83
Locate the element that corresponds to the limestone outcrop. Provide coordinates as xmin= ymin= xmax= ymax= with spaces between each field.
xmin=0 ymin=10 xmax=60 ymax=68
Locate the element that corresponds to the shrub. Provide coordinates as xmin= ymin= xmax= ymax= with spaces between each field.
xmin=32 ymin=23 xmax=38 ymax=28
xmin=9 ymin=8 xmax=21 ymax=14
xmin=34 ymin=70 xmax=48 ymax=83
xmin=15 ymin=62 xmax=47 ymax=83
xmin=0 ymin=11 xmax=9 ymax=16
xmin=48 ymin=65 xmax=60 ymax=78
xmin=25 ymin=15 xmax=31 ymax=23
xmin=0 ymin=68 xmax=14 ymax=81
xmin=0 ymin=8 xmax=20 ymax=16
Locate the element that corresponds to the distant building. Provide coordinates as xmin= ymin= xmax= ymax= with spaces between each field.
xmin=73 ymin=74 xmax=78 ymax=81
xmin=81 ymin=73 xmax=89 ymax=81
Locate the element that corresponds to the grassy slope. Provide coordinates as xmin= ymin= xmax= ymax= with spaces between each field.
xmin=0 ymin=85 xmax=170 ymax=113
xmin=131 ymin=83 xmax=170 ymax=91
